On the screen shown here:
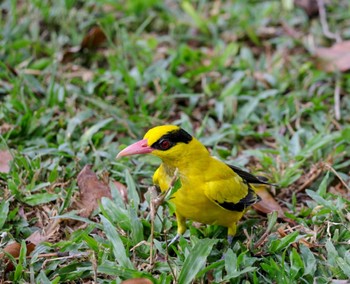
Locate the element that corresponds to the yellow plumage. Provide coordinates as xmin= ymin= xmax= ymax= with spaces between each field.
xmin=118 ymin=125 xmax=268 ymax=242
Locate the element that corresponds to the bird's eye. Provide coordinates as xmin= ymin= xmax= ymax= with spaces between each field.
xmin=159 ymin=139 xmax=171 ymax=150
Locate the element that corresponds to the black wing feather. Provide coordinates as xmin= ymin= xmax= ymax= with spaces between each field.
xmin=227 ymin=164 xmax=272 ymax=185
xmin=217 ymin=187 xmax=261 ymax=212
xmin=214 ymin=164 xmax=272 ymax=212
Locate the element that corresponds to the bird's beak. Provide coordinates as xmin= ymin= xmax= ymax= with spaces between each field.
xmin=116 ymin=139 xmax=153 ymax=158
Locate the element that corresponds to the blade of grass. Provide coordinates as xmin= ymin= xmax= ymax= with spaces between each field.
xmin=80 ymin=117 xmax=113 ymax=147
xmin=100 ymin=215 xmax=134 ymax=269
xmin=181 ymin=2 xmax=209 ymax=34
xmin=178 ymin=238 xmax=217 ymax=284
xmin=0 ymin=199 xmax=9 ymax=229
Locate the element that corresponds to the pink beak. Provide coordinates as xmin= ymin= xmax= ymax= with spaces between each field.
xmin=116 ymin=139 xmax=153 ymax=158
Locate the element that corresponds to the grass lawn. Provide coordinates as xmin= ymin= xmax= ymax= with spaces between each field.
xmin=1 ymin=0 xmax=350 ymax=283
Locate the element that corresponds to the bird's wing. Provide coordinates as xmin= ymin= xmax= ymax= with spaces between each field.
xmin=215 ymin=186 xmax=261 ymax=212
xmin=204 ymin=162 xmax=262 ymax=212
xmin=226 ymin=164 xmax=272 ymax=185
xmin=205 ymin=175 xmax=261 ymax=212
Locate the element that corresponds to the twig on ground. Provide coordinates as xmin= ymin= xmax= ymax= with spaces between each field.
xmin=323 ymin=162 xmax=350 ymax=192
xmin=148 ymin=186 xmax=159 ymax=268
xmin=334 ymin=78 xmax=341 ymax=121
xmin=294 ymin=162 xmax=323 ymax=193
xmin=91 ymin=250 xmax=98 ymax=284
xmin=254 ymin=230 xmax=269 ymax=249
xmin=317 ymin=0 xmax=342 ymax=42
xmin=41 ymin=251 xmax=92 ymax=269
xmin=149 ymin=169 xmax=179 ymax=266
xmin=254 ymin=223 xmax=273 ymax=249
xmin=22 ymin=252 xmax=69 ymax=259
xmin=243 ymin=228 xmax=252 ymax=249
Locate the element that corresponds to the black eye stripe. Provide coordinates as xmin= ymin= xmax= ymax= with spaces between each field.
xmin=151 ymin=128 xmax=193 ymax=151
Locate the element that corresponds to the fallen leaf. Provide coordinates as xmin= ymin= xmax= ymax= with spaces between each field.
xmin=60 ymin=26 xmax=107 ymax=63
xmin=113 ymin=180 xmax=128 ymax=204
xmin=0 ymin=150 xmax=12 ymax=173
xmin=121 ymin=278 xmax=153 ymax=284
xmin=294 ymin=0 xmax=319 ymax=17
xmin=0 ymin=241 xmax=35 ymax=272
xmin=0 ymin=210 xmax=61 ymax=272
xmin=253 ymin=185 xmax=285 ymax=219
xmin=315 ymin=41 xmax=350 ymax=72
xmin=26 ymin=218 xmax=61 ymax=245
xmin=80 ymin=26 xmax=107 ymax=51
xmin=77 ymin=165 xmax=112 ymax=218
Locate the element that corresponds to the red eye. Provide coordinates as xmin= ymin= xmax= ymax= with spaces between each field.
xmin=160 ymin=139 xmax=171 ymax=150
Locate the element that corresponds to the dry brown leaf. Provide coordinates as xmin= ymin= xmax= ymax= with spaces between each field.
xmin=0 ymin=123 xmax=13 ymax=134
xmin=80 ymin=26 xmax=107 ymax=51
xmin=0 ymin=241 xmax=35 ymax=272
xmin=294 ymin=0 xmax=319 ymax=17
xmin=60 ymin=26 xmax=106 ymax=63
xmin=77 ymin=165 xmax=112 ymax=218
xmin=315 ymin=41 xmax=350 ymax=72
xmin=253 ymin=185 xmax=285 ymax=219
xmin=26 ymin=218 xmax=61 ymax=245
xmin=121 ymin=278 xmax=153 ymax=284
xmin=113 ymin=180 xmax=128 ymax=204
xmin=0 ymin=150 xmax=12 ymax=173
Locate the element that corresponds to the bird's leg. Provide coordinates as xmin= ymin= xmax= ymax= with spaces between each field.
xmin=176 ymin=212 xmax=187 ymax=235
xmin=168 ymin=212 xmax=186 ymax=246
xmin=227 ymin=235 xmax=234 ymax=245
xmin=168 ymin=233 xmax=181 ymax=246
xmin=227 ymin=223 xmax=237 ymax=245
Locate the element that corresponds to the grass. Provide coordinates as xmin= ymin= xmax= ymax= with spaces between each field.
xmin=1 ymin=0 xmax=350 ymax=283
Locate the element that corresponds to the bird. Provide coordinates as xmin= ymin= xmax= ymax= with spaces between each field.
xmin=117 ymin=125 xmax=271 ymax=244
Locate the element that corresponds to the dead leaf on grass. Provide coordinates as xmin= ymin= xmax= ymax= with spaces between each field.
xmin=76 ymin=165 xmax=112 ymax=218
xmin=0 ymin=241 xmax=35 ymax=272
xmin=80 ymin=26 xmax=107 ymax=50
xmin=329 ymin=183 xmax=350 ymax=200
xmin=60 ymin=26 xmax=107 ymax=63
xmin=0 ymin=208 xmax=61 ymax=272
xmin=294 ymin=0 xmax=319 ymax=17
xmin=26 ymin=218 xmax=61 ymax=245
xmin=0 ymin=150 xmax=12 ymax=173
xmin=315 ymin=41 xmax=350 ymax=72
xmin=0 ymin=123 xmax=14 ymax=134
xmin=253 ymin=185 xmax=285 ymax=219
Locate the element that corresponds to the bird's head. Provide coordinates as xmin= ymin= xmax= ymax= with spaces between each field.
xmin=117 ymin=125 xmax=206 ymax=165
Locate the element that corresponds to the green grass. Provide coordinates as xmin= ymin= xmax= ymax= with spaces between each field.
xmin=1 ymin=0 xmax=350 ymax=283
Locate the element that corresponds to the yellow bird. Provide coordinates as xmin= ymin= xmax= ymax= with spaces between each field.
xmin=117 ymin=125 xmax=271 ymax=243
